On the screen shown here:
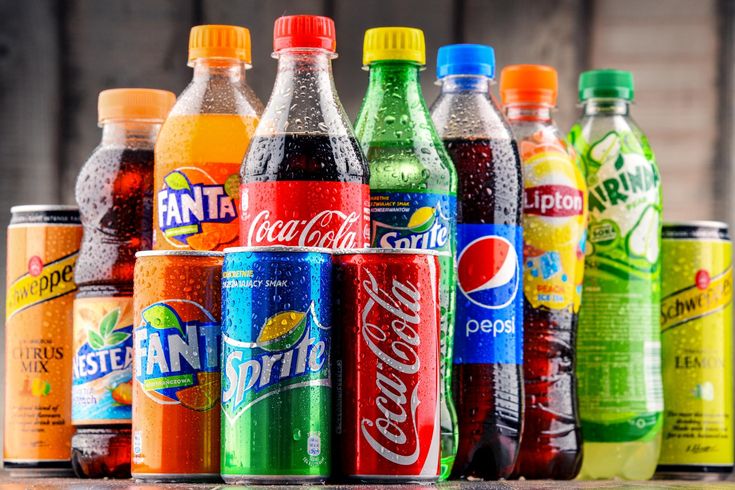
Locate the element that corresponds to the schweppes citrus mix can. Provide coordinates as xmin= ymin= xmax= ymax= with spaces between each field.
xmin=4 ymin=205 xmax=82 ymax=472
xmin=657 ymin=221 xmax=733 ymax=480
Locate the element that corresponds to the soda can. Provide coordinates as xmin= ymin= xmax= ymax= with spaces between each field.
xmin=221 ymin=246 xmax=332 ymax=483
xmin=657 ymin=221 xmax=733 ymax=480
xmin=4 ymin=205 xmax=81 ymax=473
xmin=334 ymin=249 xmax=441 ymax=482
xmin=131 ymin=250 xmax=224 ymax=481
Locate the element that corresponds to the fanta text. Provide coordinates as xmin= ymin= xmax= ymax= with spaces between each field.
xmin=158 ymin=184 xmax=236 ymax=235
xmin=135 ymin=324 xmax=219 ymax=377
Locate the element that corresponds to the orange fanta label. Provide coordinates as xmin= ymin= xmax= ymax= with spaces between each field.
xmin=154 ymin=114 xmax=258 ymax=251
xmin=132 ymin=251 xmax=222 ymax=478
xmin=4 ymin=206 xmax=81 ymax=465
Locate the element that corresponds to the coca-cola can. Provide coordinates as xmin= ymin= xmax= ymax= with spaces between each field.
xmin=333 ymin=249 xmax=441 ymax=482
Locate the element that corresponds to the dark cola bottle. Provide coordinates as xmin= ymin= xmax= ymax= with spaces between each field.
xmin=240 ymin=15 xmax=370 ymax=249
xmin=430 ymin=44 xmax=524 ymax=480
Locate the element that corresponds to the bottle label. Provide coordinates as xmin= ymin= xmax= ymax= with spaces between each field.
xmin=570 ymin=128 xmax=663 ymax=442
xmin=453 ymin=223 xmax=523 ymax=364
xmin=659 ymin=238 xmax=733 ymax=467
xmin=370 ymin=192 xmax=456 ymax=255
xmin=133 ymin=300 xmax=220 ymax=412
xmin=520 ymin=137 xmax=587 ymax=312
xmin=72 ymin=297 xmax=134 ymax=424
xmin=240 ymin=181 xmax=371 ymax=248
xmin=156 ymin=164 xmax=240 ymax=250
xmin=6 ymin=251 xmax=78 ymax=319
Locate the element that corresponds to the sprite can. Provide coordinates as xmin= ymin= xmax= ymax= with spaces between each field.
xmin=220 ymin=246 xmax=332 ymax=484
xmin=657 ymin=221 xmax=733 ymax=480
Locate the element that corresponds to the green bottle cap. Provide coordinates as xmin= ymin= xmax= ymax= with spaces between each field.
xmin=578 ymin=69 xmax=634 ymax=101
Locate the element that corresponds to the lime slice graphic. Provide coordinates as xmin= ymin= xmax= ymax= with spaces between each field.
xmin=407 ymin=207 xmax=436 ymax=233
xmin=165 ymin=171 xmax=191 ymax=191
xmin=589 ymin=131 xmax=621 ymax=167
xmin=257 ymin=310 xmax=307 ymax=352
xmin=224 ymin=174 xmax=240 ymax=198
xmin=627 ymin=205 xmax=660 ymax=263
xmin=142 ymin=304 xmax=183 ymax=335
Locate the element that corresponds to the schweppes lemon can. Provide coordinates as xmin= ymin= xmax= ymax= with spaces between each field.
xmin=3 ymin=205 xmax=82 ymax=473
xmin=657 ymin=221 xmax=733 ymax=480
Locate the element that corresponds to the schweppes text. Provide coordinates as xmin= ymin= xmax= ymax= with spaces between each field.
xmin=6 ymin=252 xmax=78 ymax=319
xmin=661 ymin=268 xmax=732 ymax=330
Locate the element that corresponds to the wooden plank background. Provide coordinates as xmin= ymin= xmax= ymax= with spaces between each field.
xmin=0 ymin=0 xmax=730 ymax=452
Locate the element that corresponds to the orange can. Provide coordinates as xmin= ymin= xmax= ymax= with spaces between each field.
xmin=131 ymin=250 xmax=223 ymax=481
xmin=3 ymin=205 xmax=82 ymax=471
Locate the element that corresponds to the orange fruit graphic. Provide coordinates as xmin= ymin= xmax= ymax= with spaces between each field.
xmin=177 ymin=381 xmax=218 ymax=411
xmin=111 ymin=381 xmax=133 ymax=405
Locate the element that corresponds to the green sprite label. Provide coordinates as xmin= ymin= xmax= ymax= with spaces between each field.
xmin=570 ymin=127 xmax=663 ymax=442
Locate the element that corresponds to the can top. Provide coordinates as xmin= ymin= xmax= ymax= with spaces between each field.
xmin=663 ymin=220 xmax=730 ymax=240
xmin=224 ymin=245 xmax=334 ymax=255
xmin=135 ymin=250 xmax=225 ymax=258
xmin=333 ymin=247 xmax=440 ymax=256
xmin=11 ymin=204 xmax=79 ymax=213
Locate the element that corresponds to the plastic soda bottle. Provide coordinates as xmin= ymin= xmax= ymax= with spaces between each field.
xmin=71 ymin=88 xmax=176 ymax=477
xmin=431 ymin=44 xmax=524 ymax=480
xmin=499 ymin=64 xmax=586 ymax=479
xmin=240 ymin=15 xmax=369 ymax=249
xmin=154 ymin=25 xmax=263 ymax=251
xmin=353 ymin=27 xmax=458 ymax=479
xmin=568 ymin=69 xmax=663 ymax=480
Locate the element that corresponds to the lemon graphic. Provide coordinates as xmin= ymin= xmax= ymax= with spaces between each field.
xmin=31 ymin=378 xmax=50 ymax=397
xmin=589 ymin=131 xmax=621 ymax=167
xmin=257 ymin=310 xmax=307 ymax=352
xmin=407 ymin=207 xmax=436 ymax=233
xmin=142 ymin=304 xmax=183 ymax=335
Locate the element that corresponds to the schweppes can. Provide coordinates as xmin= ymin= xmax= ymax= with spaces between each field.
xmin=3 ymin=205 xmax=81 ymax=473
xmin=657 ymin=221 xmax=733 ymax=480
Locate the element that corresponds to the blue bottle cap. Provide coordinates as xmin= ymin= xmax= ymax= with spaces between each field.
xmin=436 ymin=44 xmax=495 ymax=79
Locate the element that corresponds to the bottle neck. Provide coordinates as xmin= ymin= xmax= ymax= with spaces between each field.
xmin=100 ymin=120 xmax=161 ymax=148
xmin=505 ymin=104 xmax=553 ymax=123
xmin=582 ymin=98 xmax=630 ymax=116
xmin=439 ymin=74 xmax=492 ymax=94
xmin=273 ymin=48 xmax=336 ymax=89
xmin=192 ymin=58 xmax=249 ymax=84
xmin=367 ymin=61 xmax=422 ymax=92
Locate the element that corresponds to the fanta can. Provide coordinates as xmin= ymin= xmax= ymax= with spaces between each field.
xmin=154 ymin=25 xmax=263 ymax=251
xmin=4 ymin=205 xmax=81 ymax=474
xmin=132 ymin=250 xmax=223 ymax=481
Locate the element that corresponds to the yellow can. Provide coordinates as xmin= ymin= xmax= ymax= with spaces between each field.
xmin=658 ymin=221 xmax=733 ymax=480
xmin=3 ymin=205 xmax=81 ymax=472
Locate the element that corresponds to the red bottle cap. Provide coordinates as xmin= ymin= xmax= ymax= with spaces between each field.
xmin=273 ymin=15 xmax=336 ymax=52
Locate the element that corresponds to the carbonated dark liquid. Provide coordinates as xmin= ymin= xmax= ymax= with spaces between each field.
xmin=241 ymin=133 xmax=368 ymax=183
xmin=446 ymin=137 xmax=524 ymax=480
xmin=514 ymin=306 xmax=582 ymax=479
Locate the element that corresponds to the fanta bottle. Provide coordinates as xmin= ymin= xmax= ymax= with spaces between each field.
xmin=500 ymin=65 xmax=586 ymax=480
xmin=72 ymin=88 xmax=175 ymax=478
xmin=154 ymin=25 xmax=263 ymax=251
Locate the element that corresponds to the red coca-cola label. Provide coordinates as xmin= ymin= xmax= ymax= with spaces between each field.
xmin=240 ymin=181 xmax=370 ymax=248
xmin=338 ymin=255 xmax=441 ymax=480
xmin=523 ymin=185 xmax=584 ymax=217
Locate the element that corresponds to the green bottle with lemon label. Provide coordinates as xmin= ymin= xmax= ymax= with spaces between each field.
xmin=568 ymin=69 xmax=663 ymax=480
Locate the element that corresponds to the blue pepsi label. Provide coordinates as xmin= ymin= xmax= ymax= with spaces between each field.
xmin=454 ymin=224 xmax=523 ymax=364
xmin=371 ymin=192 xmax=456 ymax=254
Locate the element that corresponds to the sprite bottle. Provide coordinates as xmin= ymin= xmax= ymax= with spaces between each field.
xmin=568 ymin=69 xmax=663 ymax=480
xmin=354 ymin=27 xmax=458 ymax=479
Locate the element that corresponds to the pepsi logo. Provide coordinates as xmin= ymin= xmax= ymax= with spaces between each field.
xmin=457 ymin=236 xmax=520 ymax=309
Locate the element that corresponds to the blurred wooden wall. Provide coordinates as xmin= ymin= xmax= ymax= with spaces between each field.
xmin=0 ymin=0 xmax=730 ymax=446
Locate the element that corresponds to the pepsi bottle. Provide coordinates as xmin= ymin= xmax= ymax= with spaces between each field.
xmin=430 ymin=44 xmax=523 ymax=480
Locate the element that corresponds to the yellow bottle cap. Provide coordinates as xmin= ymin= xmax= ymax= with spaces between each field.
xmin=188 ymin=25 xmax=252 ymax=65
xmin=363 ymin=27 xmax=426 ymax=66
xmin=97 ymin=88 xmax=176 ymax=124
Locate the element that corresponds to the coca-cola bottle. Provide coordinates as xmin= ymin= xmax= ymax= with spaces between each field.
xmin=430 ymin=44 xmax=524 ymax=480
xmin=240 ymin=15 xmax=370 ymax=248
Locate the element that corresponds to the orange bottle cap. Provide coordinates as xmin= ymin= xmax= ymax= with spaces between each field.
xmin=188 ymin=25 xmax=252 ymax=65
xmin=499 ymin=64 xmax=558 ymax=107
xmin=97 ymin=88 xmax=176 ymax=124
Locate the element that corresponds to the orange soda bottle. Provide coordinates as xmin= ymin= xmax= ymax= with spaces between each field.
xmin=71 ymin=88 xmax=175 ymax=478
xmin=153 ymin=25 xmax=263 ymax=251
